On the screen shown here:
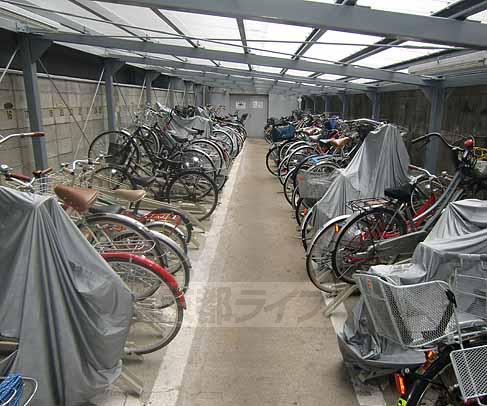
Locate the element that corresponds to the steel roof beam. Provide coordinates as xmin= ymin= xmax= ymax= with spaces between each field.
xmin=42 ymin=32 xmax=432 ymax=85
xmin=94 ymin=0 xmax=487 ymax=49
xmin=236 ymin=17 xmax=252 ymax=71
xmin=113 ymin=54 xmax=372 ymax=90
xmin=337 ymin=0 xmax=487 ymax=66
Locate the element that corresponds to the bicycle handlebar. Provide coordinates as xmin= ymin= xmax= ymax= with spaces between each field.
xmin=411 ymin=132 xmax=456 ymax=150
xmin=0 ymin=131 xmax=45 ymax=146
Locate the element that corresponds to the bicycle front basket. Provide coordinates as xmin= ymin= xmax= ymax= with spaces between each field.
xmin=297 ymin=170 xmax=335 ymax=200
xmin=106 ymin=142 xmax=129 ymax=165
xmin=355 ymin=274 xmax=456 ymax=348
xmin=473 ymin=160 xmax=487 ymax=179
xmin=451 ymin=344 xmax=487 ymax=402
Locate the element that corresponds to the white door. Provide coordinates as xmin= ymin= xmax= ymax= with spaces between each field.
xmin=229 ymin=94 xmax=269 ymax=138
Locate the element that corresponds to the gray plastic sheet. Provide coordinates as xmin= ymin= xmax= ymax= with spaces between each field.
xmin=297 ymin=169 xmax=337 ymax=200
xmin=0 ymin=187 xmax=133 ymax=405
xmin=313 ymin=124 xmax=410 ymax=230
xmin=168 ymin=115 xmax=213 ymax=139
xmin=340 ymin=199 xmax=487 ymax=373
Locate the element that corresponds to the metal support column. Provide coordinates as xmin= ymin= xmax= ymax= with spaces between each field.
xmin=366 ymin=91 xmax=381 ymax=121
xmin=324 ymin=95 xmax=331 ymax=115
xmin=422 ymin=86 xmax=446 ymax=173
xmin=183 ymin=81 xmax=192 ymax=106
xmin=19 ymin=34 xmax=51 ymax=169
xmin=338 ymin=93 xmax=348 ymax=119
xmin=202 ymin=85 xmax=208 ymax=106
xmin=145 ymin=71 xmax=160 ymax=106
xmin=104 ymin=59 xmax=124 ymax=131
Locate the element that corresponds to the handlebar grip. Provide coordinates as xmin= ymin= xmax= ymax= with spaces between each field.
xmin=26 ymin=132 xmax=45 ymax=138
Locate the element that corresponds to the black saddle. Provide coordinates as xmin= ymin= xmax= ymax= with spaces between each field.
xmin=384 ymin=183 xmax=414 ymax=202
xmin=131 ymin=176 xmax=156 ymax=187
xmin=89 ymin=205 xmax=123 ymax=215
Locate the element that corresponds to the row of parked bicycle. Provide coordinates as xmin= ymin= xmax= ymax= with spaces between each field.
xmin=0 ymin=103 xmax=246 ymax=405
xmin=266 ymin=113 xmax=487 ymax=405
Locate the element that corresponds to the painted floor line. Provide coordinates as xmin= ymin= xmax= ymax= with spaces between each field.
xmin=323 ymin=293 xmax=386 ymax=406
xmin=146 ymin=147 xmax=245 ymax=405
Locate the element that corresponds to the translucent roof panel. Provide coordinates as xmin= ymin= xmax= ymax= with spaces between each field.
xmin=219 ymin=61 xmax=251 ymax=70
xmin=244 ymin=20 xmax=313 ymax=58
xmin=349 ymin=78 xmax=377 ymax=84
xmin=316 ymin=74 xmax=346 ymax=81
xmin=162 ymin=11 xmax=242 ymax=53
xmin=357 ymin=41 xmax=451 ymax=68
xmin=253 ymin=66 xmax=283 ymax=74
xmin=287 ymin=69 xmax=315 ymax=77
xmin=27 ymin=0 xmax=130 ymax=37
xmin=303 ymin=31 xmax=382 ymax=63
xmin=356 ymin=0 xmax=453 ymax=16
xmin=94 ymin=3 xmax=189 ymax=47
xmin=468 ymin=10 xmax=487 ymax=23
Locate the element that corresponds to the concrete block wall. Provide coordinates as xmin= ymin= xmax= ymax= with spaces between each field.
xmin=0 ymin=71 xmax=195 ymax=174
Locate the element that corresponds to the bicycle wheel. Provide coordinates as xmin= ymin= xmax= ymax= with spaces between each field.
xmin=141 ymin=207 xmax=193 ymax=244
xmin=411 ymin=176 xmax=446 ymax=215
xmin=295 ymin=197 xmax=315 ymax=227
xmin=266 ymin=146 xmax=280 ymax=176
xmin=300 ymin=207 xmax=316 ymax=251
xmin=332 ymin=207 xmax=408 ymax=284
xmin=146 ymin=220 xmax=188 ymax=253
xmin=102 ymin=252 xmax=185 ymax=355
xmin=306 ymin=216 xmax=349 ymax=293
xmin=166 ymin=170 xmax=219 ymax=221
xmin=172 ymin=148 xmax=217 ymax=180
xmin=283 ymin=168 xmax=296 ymax=206
xmin=212 ymin=130 xmax=235 ymax=157
xmin=88 ymin=130 xmax=140 ymax=166
xmin=90 ymin=165 xmax=134 ymax=190
xmin=81 ymin=214 xmax=164 ymax=295
xmin=402 ymin=348 xmax=462 ymax=406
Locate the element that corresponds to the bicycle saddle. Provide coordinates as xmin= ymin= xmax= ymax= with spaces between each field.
xmin=89 ymin=205 xmax=123 ymax=215
xmin=166 ymin=130 xmax=189 ymax=143
xmin=131 ymin=176 xmax=156 ymax=188
xmin=112 ymin=189 xmax=146 ymax=202
xmin=331 ymin=137 xmax=351 ymax=150
xmin=384 ymin=183 xmax=414 ymax=202
xmin=191 ymin=127 xmax=205 ymax=135
xmin=54 ymin=185 xmax=98 ymax=212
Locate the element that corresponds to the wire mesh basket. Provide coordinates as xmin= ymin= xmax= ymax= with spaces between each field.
xmin=451 ymin=344 xmax=487 ymax=403
xmin=92 ymin=238 xmax=156 ymax=255
xmin=297 ymin=170 xmax=335 ymax=200
xmin=346 ymin=197 xmax=391 ymax=213
xmin=355 ymin=274 xmax=456 ymax=348
xmin=28 ymin=172 xmax=75 ymax=197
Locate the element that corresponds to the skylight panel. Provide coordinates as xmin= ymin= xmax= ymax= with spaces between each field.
xmin=357 ymin=0 xmax=453 ymax=16
xmin=303 ymin=30 xmax=382 ymax=63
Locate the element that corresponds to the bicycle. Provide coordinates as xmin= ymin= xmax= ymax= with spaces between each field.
xmin=354 ymin=270 xmax=487 ymax=406
xmin=331 ymin=133 xmax=485 ymax=286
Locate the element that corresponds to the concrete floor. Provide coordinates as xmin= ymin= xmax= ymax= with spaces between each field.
xmin=98 ymin=138 xmax=367 ymax=406
xmin=169 ymin=139 xmax=358 ymax=406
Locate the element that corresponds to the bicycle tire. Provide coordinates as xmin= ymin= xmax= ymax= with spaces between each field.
xmin=266 ymin=146 xmax=280 ymax=176
xmin=306 ymin=216 xmax=350 ymax=293
xmin=166 ymin=170 xmax=219 ymax=221
xmin=102 ymin=252 xmax=185 ymax=355
xmin=88 ymin=130 xmax=140 ymax=166
xmin=331 ymin=207 xmax=408 ymax=284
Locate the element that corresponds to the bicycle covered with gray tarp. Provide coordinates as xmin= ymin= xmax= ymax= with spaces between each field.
xmin=338 ymin=199 xmax=487 ymax=377
xmin=311 ymin=124 xmax=410 ymax=233
xmin=0 ymin=187 xmax=133 ymax=405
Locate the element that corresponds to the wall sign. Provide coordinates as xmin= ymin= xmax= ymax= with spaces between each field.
xmin=235 ymin=101 xmax=246 ymax=110
xmin=252 ymin=100 xmax=264 ymax=109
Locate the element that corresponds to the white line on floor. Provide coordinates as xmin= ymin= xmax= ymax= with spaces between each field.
xmin=323 ymin=293 xmax=386 ymax=406
xmin=146 ymin=147 xmax=245 ymax=405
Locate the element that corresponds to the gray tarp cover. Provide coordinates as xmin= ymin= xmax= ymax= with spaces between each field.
xmin=313 ymin=124 xmax=410 ymax=230
xmin=340 ymin=199 xmax=487 ymax=371
xmin=168 ymin=115 xmax=213 ymax=139
xmin=0 ymin=187 xmax=133 ymax=405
